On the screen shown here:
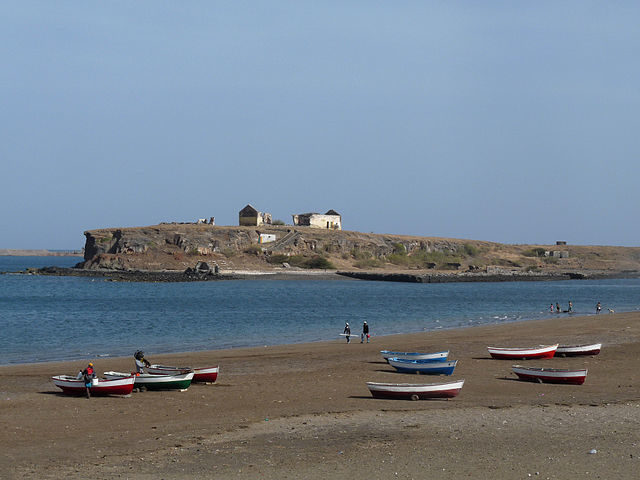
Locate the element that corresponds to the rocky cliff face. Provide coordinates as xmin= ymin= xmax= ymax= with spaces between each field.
xmin=77 ymin=224 xmax=487 ymax=272
xmin=76 ymin=223 xmax=640 ymax=275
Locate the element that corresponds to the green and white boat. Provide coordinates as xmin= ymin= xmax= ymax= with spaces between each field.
xmin=103 ymin=371 xmax=194 ymax=391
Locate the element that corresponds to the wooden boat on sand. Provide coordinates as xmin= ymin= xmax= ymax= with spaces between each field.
xmin=146 ymin=364 xmax=219 ymax=383
xmin=104 ymin=371 xmax=194 ymax=391
xmin=366 ymin=379 xmax=465 ymax=400
xmin=487 ymin=344 xmax=558 ymax=360
xmin=387 ymin=358 xmax=457 ymax=375
xmin=52 ymin=375 xmax=135 ymax=396
xmin=380 ymin=350 xmax=449 ymax=363
xmin=555 ymin=343 xmax=601 ymax=357
xmin=512 ymin=365 xmax=588 ymax=385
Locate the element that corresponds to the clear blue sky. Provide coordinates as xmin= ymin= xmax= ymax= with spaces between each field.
xmin=2 ymin=2 xmax=638 ymax=249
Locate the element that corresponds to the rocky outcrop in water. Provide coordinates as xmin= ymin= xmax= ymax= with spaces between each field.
xmin=71 ymin=223 xmax=640 ymax=279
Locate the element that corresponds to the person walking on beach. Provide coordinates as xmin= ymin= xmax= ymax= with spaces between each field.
xmin=361 ymin=321 xmax=370 ymax=343
xmin=82 ymin=363 xmax=96 ymax=399
xmin=596 ymin=302 xmax=602 ymax=314
xmin=343 ymin=323 xmax=351 ymax=343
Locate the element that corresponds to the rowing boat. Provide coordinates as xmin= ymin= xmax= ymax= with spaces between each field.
xmin=52 ymin=375 xmax=135 ymax=396
xmin=380 ymin=350 xmax=449 ymax=363
xmin=146 ymin=364 xmax=219 ymax=383
xmin=555 ymin=343 xmax=601 ymax=356
xmin=103 ymin=371 xmax=194 ymax=391
xmin=366 ymin=379 xmax=465 ymax=400
xmin=512 ymin=365 xmax=588 ymax=385
xmin=487 ymin=344 xmax=558 ymax=360
xmin=387 ymin=358 xmax=457 ymax=375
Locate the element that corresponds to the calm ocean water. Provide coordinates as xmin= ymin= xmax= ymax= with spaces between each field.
xmin=1 ymin=256 xmax=640 ymax=366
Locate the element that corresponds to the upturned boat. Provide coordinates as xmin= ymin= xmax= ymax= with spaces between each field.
xmin=487 ymin=344 xmax=558 ymax=360
xmin=103 ymin=371 xmax=194 ymax=391
xmin=52 ymin=375 xmax=135 ymax=396
xmin=380 ymin=350 xmax=449 ymax=363
xmin=387 ymin=358 xmax=457 ymax=375
xmin=146 ymin=364 xmax=219 ymax=383
xmin=511 ymin=365 xmax=588 ymax=385
xmin=366 ymin=379 xmax=465 ymax=400
xmin=555 ymin=343 xmax=602 ymax=356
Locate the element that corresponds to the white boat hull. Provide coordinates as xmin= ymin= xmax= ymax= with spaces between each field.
xmin=488 ymin=344 xmax=558 ymax=359
xmin=512 ymin=365 xmax=587 ymax=385
xmin=555 ymin=343 xmax=601 ymax=356
xmin=380 ymin=350 xmax=449 ymax=362
xmin=367 ymin=379 xmax=464 ymax=399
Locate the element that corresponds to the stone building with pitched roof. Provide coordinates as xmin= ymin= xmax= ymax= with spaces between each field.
xmin=239 ymin=204 xmax=272 ymax=226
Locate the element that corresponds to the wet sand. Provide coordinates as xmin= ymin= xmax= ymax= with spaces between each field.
xmin=1 ymin=312 xmax=639 ymax=479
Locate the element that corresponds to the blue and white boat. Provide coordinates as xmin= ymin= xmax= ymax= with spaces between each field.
xmin=388 ymin=358 xmax=458 ymax=375
xmin=380 ymin=350 xmax=449 ymax=363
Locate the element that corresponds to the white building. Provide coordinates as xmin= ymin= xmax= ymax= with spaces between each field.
xmin=291 ymin=209 xmax=341 ymax=230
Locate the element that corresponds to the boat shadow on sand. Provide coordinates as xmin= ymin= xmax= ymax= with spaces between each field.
xmin=374 ymin=368 xmax=417 ymax=374
xmin=40 ymin=390 xmax=134 ymax=397
xmin=348 ymin=395 xmax=451 ymax=401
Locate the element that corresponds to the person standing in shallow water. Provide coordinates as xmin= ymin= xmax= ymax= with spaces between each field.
xmin=556 ymin=302 xmax=561 ymax=313
xmin=361 ymin=321 xmax=370 ymax=343
xmin=596 ymin=302 xmax=602 ymax=314
xmin=343 ymin=323 xmax=351 ymax=343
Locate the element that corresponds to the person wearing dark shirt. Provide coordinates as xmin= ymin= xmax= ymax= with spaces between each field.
xmin=361 ymin=321 xmax=370 ymax=343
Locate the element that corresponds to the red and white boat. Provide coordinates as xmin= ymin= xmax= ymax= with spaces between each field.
xmin=487 ymin=344 xmax=558 ymax=360
xmin=366 ymin=379 xmax=465 ymax=400
xmin=512 ymin=365 xmax=588 ymax=385
xmin=146 ymin=364 xmax=219 ymax=383
xmin=52 ymin=375 xmax=135 ymax=396
xmin=555 ymin=343 xmax=601 ymax=357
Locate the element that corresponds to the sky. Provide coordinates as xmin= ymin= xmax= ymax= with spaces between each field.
xmin=1 ymin=1 xmax=639 ymax=249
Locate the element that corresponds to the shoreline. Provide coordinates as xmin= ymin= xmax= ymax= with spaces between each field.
xmin=3 ymin=307 xmax=633 ymax=367
xmin=0 ymin=314 xmax=562 ymax=368
xmin=7 ymin=264 xmax=640 ymax=283
xmin=0 ymin=249 xmax=82 ymax=257
xmin=2 ymin=312 xmax=640 ymax=478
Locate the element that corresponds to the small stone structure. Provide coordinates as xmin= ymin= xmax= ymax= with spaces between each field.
xmin=291 ymin=209 xmax=342 ymax=230
xmin=259 ymin=233 xmax=276 ymax=244
xmin=239 ymin=204 xmax=272 ymax=226
xmin=545 ymin=250 xmax=570 ymax=258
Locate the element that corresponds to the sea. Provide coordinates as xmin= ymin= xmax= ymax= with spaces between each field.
xmin=2 ymin=256 xmax=640 ymax=366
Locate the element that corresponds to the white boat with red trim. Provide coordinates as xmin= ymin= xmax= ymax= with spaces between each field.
xmin=366 ymin=379 xmax=465 ymax=400
xmin=487 ymin=344 xmax=558 ymax=360
xmin=52 ymin=375 xmax=135 ymax=396
xmin=146 ymin=364 xmax=219 ymax=383
xmin=380 ymin=350 xmax=449 ymax=363
xmin=555 ymin=343 xmax=601 ymax=356
xmin=512 ymin=365 xmax=587 ymax=385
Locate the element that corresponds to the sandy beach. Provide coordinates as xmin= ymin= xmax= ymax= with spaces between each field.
xmin=1 ymin=312 xmax=639 ymax=479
